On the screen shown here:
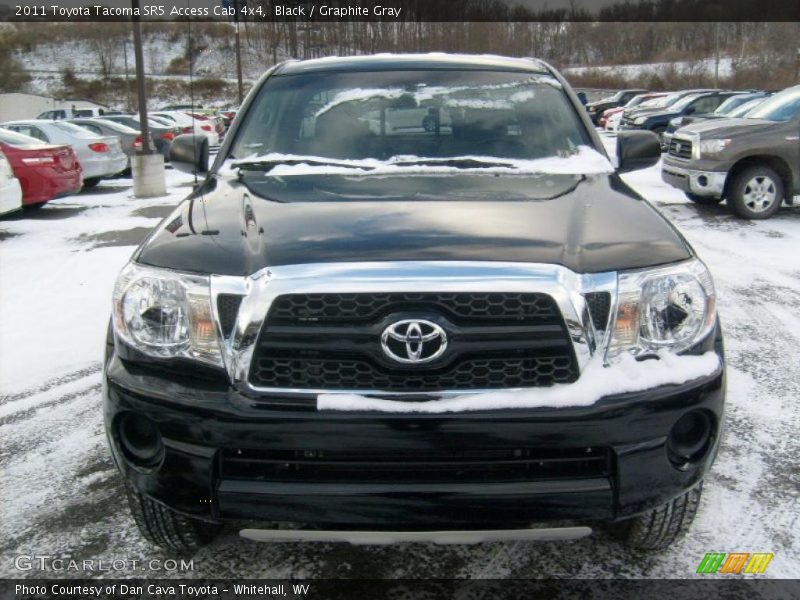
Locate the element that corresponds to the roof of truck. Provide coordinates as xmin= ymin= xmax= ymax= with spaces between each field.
xmin=276 ymin=53 xmax=552 ymax=76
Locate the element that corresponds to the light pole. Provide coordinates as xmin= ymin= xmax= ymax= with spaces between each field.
xmin=130 ymin=0 xmax=165 ymax=197
xmin=122 ymin=40 xmax=132 ymax=112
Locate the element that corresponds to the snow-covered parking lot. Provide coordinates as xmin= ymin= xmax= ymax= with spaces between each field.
xmin=1 ymin=143 xmax=799 ymax=579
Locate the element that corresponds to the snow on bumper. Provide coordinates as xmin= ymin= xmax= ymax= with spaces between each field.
xmin=318 ymin=351 xmax=721 ymax=413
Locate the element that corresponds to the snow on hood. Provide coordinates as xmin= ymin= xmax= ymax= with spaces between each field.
xmin=229 ymin=146 xmax=614 ymax=177
xmin=317 ymin=351 xmax=721 ymax=414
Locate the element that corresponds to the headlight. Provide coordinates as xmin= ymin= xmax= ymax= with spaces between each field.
xmin=113 ymin=262 xmax=222 ymax=366
xmin=697 ymin=138 xmax=731 ymax=157
xmin=607 ymin=259 xmax=716 ymax=359
xmin=669 ymin=117 xmax=682 ymax=127
xmin=634 ymin=116 xmax=647 ymax=125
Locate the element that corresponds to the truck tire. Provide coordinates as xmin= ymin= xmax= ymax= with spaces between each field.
xmin=83 ymin=177 xmax=101 ymax=188
xmin=728 ymin=166 xmax=784 ymax=219
xmin=609 ymin=482 xmax=703 ymax=550
xmin=125 ymin=483 xmax=220 ymax=551
xmin=684 ymin=192 xmax=723 ymax=205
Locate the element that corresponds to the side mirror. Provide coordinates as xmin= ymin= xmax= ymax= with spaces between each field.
xmin=169 ymin=134 xmax=209 ymax=176
xmin=616 ymin=130 xmax=662 ymax=173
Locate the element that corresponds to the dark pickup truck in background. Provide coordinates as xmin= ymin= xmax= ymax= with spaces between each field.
xmin=662 ymin=85 xmax=800 ymax=219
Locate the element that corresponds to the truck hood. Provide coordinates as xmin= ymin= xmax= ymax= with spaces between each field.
xmin=135 ymin=172 xmax=692 ymax=276
xmin=677 ymin=117 xmax=781 ymax=138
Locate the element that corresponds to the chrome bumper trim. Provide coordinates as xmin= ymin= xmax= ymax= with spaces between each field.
xmin=209 ymin=261 xmax=618 ymax=398
xmin=662 ymin=164 xmax=726 ymax=197
xmin=240 ymin=526 xmax=593 ymax=545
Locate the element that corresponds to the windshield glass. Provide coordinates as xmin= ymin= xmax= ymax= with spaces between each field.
xmin=52 ymin=121 xmax=101 ymax=138
xmin=230 ymin=70 xmax=594 ymax=167
xmin=0 ymin=128 xmax=45 ymax=146
xmin=671 ymin=94 xmax=703 ymax=112
xmin=714 ymin=94 xmax=752 ymax=115
xmin=747 ymin=88 xmax=800 ymax=121
xmin=729 ymin=98 xmax=764 ymax=118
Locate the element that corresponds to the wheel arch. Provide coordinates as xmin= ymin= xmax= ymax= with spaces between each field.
xmin=723 ymin=155 xmax=793 ymax=200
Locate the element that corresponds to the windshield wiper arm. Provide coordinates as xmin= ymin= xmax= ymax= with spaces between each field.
xmin=233 ymin=158 xmax=376 ymax=172
xmin=390 ymin=158 xmax=520 ymax=169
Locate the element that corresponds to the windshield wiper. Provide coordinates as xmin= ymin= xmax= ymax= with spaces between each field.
xmin=389 ymin=157 xmax=520 ymax=169
xmin=233 ymin=157 xmax=372 ymax=172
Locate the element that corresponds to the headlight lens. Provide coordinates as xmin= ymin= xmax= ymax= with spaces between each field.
xmin=607 ymin=259 xmax=716 ymax=359
xmin=634 ymin=116 xmax=647 ymax=125
xmin=113 ymin=262 xmax=222 ymax=366
xmin=698 ymin=138 xmax=731 ymax=157
xmin=669 ymin=117 xmax=682 ymax=127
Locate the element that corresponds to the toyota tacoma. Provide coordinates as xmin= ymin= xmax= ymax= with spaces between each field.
xmin=104 ymin=54 xmax=725 ymax=551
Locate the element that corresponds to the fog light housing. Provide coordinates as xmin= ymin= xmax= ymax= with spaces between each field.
xmin=698 ymin=175 xmax=708 ymax=187
xmin=668 ymin=410 xmax=712 ymax=467
xmin=118 ymin=413 xmax=164 ymax=468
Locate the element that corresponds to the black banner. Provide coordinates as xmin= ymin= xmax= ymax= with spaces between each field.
xmin=1 ymin=579 xmax=800 ymax=600
xmin=1 ymin=0 xmax=799 ymax=23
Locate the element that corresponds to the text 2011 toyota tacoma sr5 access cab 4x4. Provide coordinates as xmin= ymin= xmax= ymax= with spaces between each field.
xmin=104 ymin=54 xmax=725 ymax=551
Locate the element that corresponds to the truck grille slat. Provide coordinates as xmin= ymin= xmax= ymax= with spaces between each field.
xmin=668 ymin=138 xmax=693 ymax=159
xmin=248 ymin=292 xmax=579 ymax=392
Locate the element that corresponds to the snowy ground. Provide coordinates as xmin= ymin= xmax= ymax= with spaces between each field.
xmin=1 ymin=146 xmax=799 ymax=579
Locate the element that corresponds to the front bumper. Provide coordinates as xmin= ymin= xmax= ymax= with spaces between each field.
xmin=661 ymin=161 xmax=727 ymax=197
xmin=104 ymin=328 xmax=725 ymax=530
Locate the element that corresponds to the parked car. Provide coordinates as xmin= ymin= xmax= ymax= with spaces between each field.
xmin=2 ymin=120 xmax=127 ymax=187
xmin=0 ymin=148 xmax=23 ymax=217
xmin=106 ymin=54 xmax=724 ymax=552
xmin=102 ymin=115 xmax=177 ymax=159
xmin=662 ymin=84 xmax=800 ymax=219
xmin=217 ymin=107 xmax=238 ymax=131
xmin=68 ymin=118 xmax=143 ymax=171
xmin=585 ymin=89 xmax=648 ymax=124
xmin=662 ymin=91 xmax=772 ymax=147
xmin=0 ymin=128 xmax=82 ymax=206
xmin=150 ymin=110 xmax=221 ymax=146
xmin=37 ymin=107 xmax=108 ymax=120
xmin=619 ymin=89 xmax=716 ymax=130
xmin=621 ymin=91 xmax=741 ymax=143
xmin=599 ymin=92 xmax=669 ymax=129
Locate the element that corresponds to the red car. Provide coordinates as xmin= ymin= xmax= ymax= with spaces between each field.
xmin=0 ymin=128 xmax=83 ymax=207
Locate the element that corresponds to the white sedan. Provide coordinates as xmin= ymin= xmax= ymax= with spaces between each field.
xmin=0 ymin=148 xmax=22 ymax=216
xmin=150 ymin=111 xmax=220 ymax=147
xmin=2 ymin=120 xmax=127 ymax=187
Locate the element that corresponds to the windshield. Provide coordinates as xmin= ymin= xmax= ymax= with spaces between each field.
xmin=625 ymin=95 xmax=650 ymax=108
xmin=728 ymin=98 xmax=764 ymax=118
xmin=230 ymin=70 xmax=593 ymax=166
xmin=93 ymin=119 xmax=139 ymax=134
xmin=52 ymin=121 xmax=101 ymax=138
xmin=671 ymin=94 xmax=703 ymax=112
xmin=0 ymin=128 xmax=46 ymax=146
xmin=747 ymin=88 xmax=800 ymax=121
xmin=714 ymin=94 xmax=753 ymax=115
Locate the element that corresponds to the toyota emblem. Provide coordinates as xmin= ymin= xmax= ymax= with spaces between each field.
xmin=381 ymin=319 xmax=448 ymax=364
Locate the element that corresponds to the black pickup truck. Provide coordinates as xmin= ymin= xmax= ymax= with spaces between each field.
xmin=104 ymin=54 xmax=725 ymax=552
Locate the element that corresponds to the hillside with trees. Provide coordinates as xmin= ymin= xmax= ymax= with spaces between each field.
xmin=4 ymin=20 xmax=798 ymax=108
